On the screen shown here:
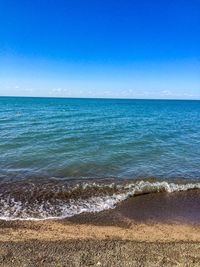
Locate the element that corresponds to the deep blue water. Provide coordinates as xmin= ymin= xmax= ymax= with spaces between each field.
xmin=1 ymin=96 xmax=200 ymax=181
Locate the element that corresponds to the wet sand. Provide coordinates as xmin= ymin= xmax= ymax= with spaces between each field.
xmin=1 ymin=191 xmax=200 ymax=266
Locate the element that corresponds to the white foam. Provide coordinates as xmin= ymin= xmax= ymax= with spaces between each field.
xmin=1 ymin=181 xmax=200 ymax=220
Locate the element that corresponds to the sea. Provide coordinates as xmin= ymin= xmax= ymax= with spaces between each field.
xmin=0 ymin=96 xmax=200 ymax=220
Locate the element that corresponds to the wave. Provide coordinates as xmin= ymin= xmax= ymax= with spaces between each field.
xmin=0 ymin=180 xmax=200 ymax=220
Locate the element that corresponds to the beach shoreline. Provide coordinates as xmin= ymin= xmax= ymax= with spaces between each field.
xmin=1 ymin=219 xmax=200 ymax=266
xmin=1 ymin=191 xmax=200 ymax=266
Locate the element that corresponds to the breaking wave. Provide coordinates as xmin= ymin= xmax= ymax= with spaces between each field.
xmin=0 ymin=180 xmax=200 ymax=220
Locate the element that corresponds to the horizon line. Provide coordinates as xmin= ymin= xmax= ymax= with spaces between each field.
xmin=0 ymin=95 xmax=200 ymax=101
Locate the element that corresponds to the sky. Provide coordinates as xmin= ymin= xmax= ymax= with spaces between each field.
xmin=0 ymin=0 xmax=200 ymax=99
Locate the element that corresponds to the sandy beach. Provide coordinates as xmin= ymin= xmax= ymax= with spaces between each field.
xmin=1 ymin=191 xmax=200 ymax=266
xmin=1 ymin=220 xmax=200 ymax=266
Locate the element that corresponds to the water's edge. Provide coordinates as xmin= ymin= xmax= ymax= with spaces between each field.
xmin=1 ymin=179 xmax=200 ymax=220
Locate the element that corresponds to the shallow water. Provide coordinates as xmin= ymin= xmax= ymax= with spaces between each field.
xmin=0 ymin=97 xmax=200 ymax=219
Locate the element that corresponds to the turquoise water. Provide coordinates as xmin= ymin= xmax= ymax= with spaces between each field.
xmin=1 ymin=96 xmax=200 ymax=180
xmin=0 ymin=96 xmax=200 ymax=219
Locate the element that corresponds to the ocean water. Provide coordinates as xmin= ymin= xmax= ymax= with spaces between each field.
xmin=0 ymin=96 xmax=200 ymax=219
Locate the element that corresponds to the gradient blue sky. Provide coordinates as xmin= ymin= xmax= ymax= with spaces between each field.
xmin=0 ymin=0 xmax=200 ymax=99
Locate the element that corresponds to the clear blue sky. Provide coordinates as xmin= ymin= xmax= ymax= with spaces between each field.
xmin=0 ymin=0 xmax=200 ymax=99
